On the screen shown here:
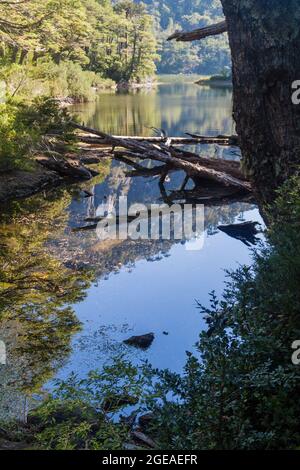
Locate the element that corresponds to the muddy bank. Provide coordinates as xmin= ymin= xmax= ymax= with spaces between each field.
xmin=0 ymin=150 xmax=105 ymax=204
xmin=0 ymin=167 xmax=62 ymax=204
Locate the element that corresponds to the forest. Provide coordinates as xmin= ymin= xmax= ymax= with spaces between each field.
xmin=0 ymin=0 xmax=229 ymax=104
xmin=1 ymin=0 xmax=300 ymax=456
xmin=0 ymin=0 xmax=158 ymax=101
xmin=145 ymin=0 xmax=230 ymax=74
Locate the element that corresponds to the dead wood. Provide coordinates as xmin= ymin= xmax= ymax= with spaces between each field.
xmin=78 ymin=133 xmax=238 ymax=147
xmin=71 ymin=122 xmax=252 ymax=193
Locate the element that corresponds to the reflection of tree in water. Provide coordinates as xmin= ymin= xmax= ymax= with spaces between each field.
xmin=0 ymin=159 xmax=255 ymax=420
xmin=52 ymin=163 xmax=255 ymax=279
xmin=0 ymin=190 xmax=95 ymax=420
xmin=73 ymin=89 xmax=161 ymax=137
xmin=72 ymin=85 xmax=234 ymax=148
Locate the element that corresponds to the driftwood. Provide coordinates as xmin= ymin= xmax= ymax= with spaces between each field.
xmin=185 ymin=133 xmax=239 ymax=146
xmin=168 ymin=20 xmax=227 ymax=42
xmin=131 ymin=430 xmax=156 ymax=449
xmin=71 ymin=122 xmax=251 ymax=194
xmin=78 ymin=133 xmax=238 ymax=147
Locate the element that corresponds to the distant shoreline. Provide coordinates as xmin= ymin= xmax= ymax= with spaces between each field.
xmin=195 ymin=76 xmax=233 ymax=88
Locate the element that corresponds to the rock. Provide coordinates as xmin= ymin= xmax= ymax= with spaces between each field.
xmin=0 ymin=168 xmax=61 ymax=203
xmin=36 ymin=154 xmax=93 ymax=180
xmin=123 ymin=333 xmax=155 ymax=349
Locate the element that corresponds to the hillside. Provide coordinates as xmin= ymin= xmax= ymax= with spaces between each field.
xmin=142 ymin=0 xmax=231 ymax=74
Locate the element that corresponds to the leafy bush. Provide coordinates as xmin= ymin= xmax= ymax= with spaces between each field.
xmin=0 ymin=97 xmax=76 ymax=171
xmin=3 ymin=178 xmax=300 ymax=450
xmin=26 ymin=358 xmax=146 ymax=450
xmin=1 ymin=61 xmax=115 ymax=103
xmin=142 ymin=176 xmax=300 ymax=450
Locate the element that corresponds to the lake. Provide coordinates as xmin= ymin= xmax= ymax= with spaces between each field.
xmin=0 ymin=81 xmax=263 ymax=420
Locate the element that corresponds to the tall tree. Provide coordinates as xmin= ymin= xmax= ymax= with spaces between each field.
xmin=222 ymin=0 xmax=300 ymax=202
xmin=169 ymin=0 xmax=300 ymax=202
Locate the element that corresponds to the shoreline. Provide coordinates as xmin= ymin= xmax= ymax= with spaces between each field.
xmin=195 ymin=77 xmax=233 ymax=88
xmin=0 ymin=166 xmax=63 ymax=204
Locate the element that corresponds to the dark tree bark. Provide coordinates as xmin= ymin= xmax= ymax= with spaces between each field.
xmin=220 ymin=0 xmax=300 ymax=202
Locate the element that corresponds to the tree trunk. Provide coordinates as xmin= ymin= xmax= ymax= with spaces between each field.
xmin=19 ymin=50 xmax=28 ymax=65
xmin=221 ymin=0 xmax=300 ymax=202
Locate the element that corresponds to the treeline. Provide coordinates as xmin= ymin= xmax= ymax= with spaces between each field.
xmin=0 ymin=0 xmax=158 ymax=101
xmin=144 ymin=0 xmax=231 ymax=74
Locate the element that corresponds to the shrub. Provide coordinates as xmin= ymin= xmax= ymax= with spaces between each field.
xmin=0 ymin=98 xmax=76 ymax=171
xmin=1 ymin=61 xmax=115 ymax=103
xmin=143 ymin=176 xmax=300 ymax=450
xmin=3 ymin=178 xmax=300 ymax=450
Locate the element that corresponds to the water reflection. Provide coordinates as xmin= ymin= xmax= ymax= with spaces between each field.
xmin=73 ymin=83 xmax=236 ymax=160
xmin=0 ymin=83 xmax=262 ymax=420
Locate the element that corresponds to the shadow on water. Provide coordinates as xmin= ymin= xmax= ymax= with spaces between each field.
xmin=0 ymin=82 xmax=263 ymax=420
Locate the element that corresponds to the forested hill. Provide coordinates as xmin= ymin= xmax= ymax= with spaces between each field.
xmin=142 ymin=0 xmax=231 ymax=74
xmin=0 ymin=0 xmax=230 ymax=109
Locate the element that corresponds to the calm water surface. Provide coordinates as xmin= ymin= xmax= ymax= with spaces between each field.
xmin=0 ymin=82 xmax=263 ymax=419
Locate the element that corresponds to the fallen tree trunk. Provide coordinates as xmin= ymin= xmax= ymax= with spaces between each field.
xmin=167 ymin=2 xmax=300 ymax=202
xmin=71 ymin=122 xmax=252 ymax=193
xmin=78 ymin=133 xmax=238 ymax=147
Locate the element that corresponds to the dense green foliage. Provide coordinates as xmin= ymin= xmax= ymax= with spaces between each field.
xmin=144 ymin=0 xmax=230 ymax=74
xmin=4 ymin=176 xmax=299 ymax=450
xmin=0 ymin=0 xmax=158 ymax=99
xmin=0 ymin=97 xmax=76 ymax=170
xmin=0 ymin=0 xmax=229 ymax=90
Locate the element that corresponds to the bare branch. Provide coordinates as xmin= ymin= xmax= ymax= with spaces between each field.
xmin=167 ymin=21 xmax=227 ymax=42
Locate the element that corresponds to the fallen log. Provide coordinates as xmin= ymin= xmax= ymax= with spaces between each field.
xmin=218 ymin=221 xmax=261 ymax=247
xmin=114 ymin=152 xmax=174 ymax=177
xmin=172 ymin=147 xmax=247 ymax=181
xmin=115 ymin=147 xmax=251 ymax=192
xmin=78 ymin=133 xmax=238 ymax=147
xmin=71 ymin=122 xmax=252 ymax=193
xmin=185 ymin=133 xmax=239 ymax=146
